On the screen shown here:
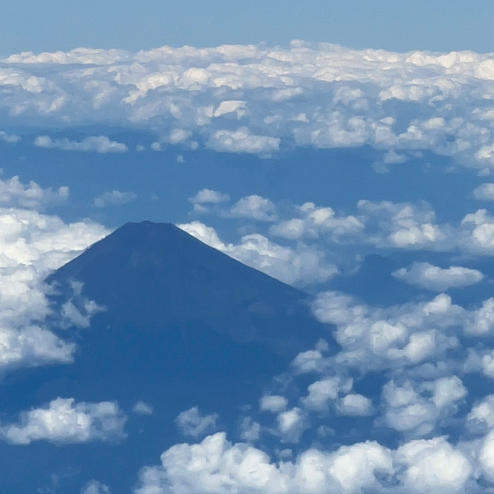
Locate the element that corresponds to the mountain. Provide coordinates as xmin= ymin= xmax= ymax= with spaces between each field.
xmin=0 ymin=221 xmax=330 ymax=493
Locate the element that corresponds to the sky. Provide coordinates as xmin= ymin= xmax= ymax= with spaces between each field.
xmin=0 ymin=3 xmax=493 ymax=494
xmin=1 ymin=0 xmax=493 ymax=56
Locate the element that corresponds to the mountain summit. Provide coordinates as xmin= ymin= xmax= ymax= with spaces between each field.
xmin=0 ymin=221 xmax=329 ymax=493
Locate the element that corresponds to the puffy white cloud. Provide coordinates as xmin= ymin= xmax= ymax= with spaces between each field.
xmin=460 ymin=209 xmax=494 ymax=254
xmin=81 ymin=480 xmax=111 ymax=494
xmin=229 ymin=195 xmax=277 ymax=221
xmin=0 ymin=130 xmax=20 ymax=143
xmin=0 ymin=175 xmax=68 ymax=209
xmin=259 ymin=395 xmax=288 ymax=414
xmin=1 ymin=43 xmax=491 ymax=167
xmin=239 ymin=417 xmax=261 ymax=442
xmin=479 ymin=430 xmax=494 ymax=483
xmin=270 ymin=202 xmax=363 ymax=240
xmin=396 ymin=437 xmax=472 ymax=493
xmin=302 ymin=377 xmax=353 ymax=413
xmin=337 ymin=394 xmax=373 ymax=417
xmin=132 ymin=401 xmax=154 ymax=416
xmin=276 ymin=408 xmax=306 ymax=443
xmin=208 ymin=128 xmax=280 ymax=155
xmin=188 ymin=188 xmax=230 ymax=205
xmin=380 ymin=377 xmax=467 ymax=437
xmin=473 ymin=183 xmax=494 ymax=201
xmin=93 ymin=190 xmax=136 ymax=208
xmin=178 ymin=221 xmax=337 ymax=285
xmin=175 ymin=407 xmax=218 ymax=438
xmin=136 ymin=431 xmax=484 ymax=494
xmin=392 ymin=262 xmax=484 ymax=291
xmin=312 ymin=291 xmax=492 ymax=374
xmin=466 ymin=395 xmax=494 ymax=435
xmin=34 ymin=135 xmax=128 ymax=153
xmin=0 ymin=397 xmax=126 ymax=444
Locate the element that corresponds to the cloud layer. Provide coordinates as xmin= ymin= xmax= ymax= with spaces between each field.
xmin=1 ymin=43 xmax=492 ymax=169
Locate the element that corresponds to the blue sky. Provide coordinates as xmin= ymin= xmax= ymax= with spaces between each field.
xmin=1 ymin=0 xmax=493 ymax=56
xmin=0 ymin=5 xmax=493 ymax=494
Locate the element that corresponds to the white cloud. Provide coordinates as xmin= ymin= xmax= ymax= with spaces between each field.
xmin=392 ymin=262 xmax=484 ymax=291
xmin=0 ymin=175 xmax=68 ymax=209
xmin=229 ymin=195 xmax=277 ymax=221
xmin=239 ymin=417 xmax=261 ymax=442
xmin=0 ymin=130 xmax=20 ymax=143
xmin=3 ymin=43 xmax=490 ymax=166
xmin=270 ymin=202 xmax=363 ymax=240
xmin=93 ymin=190 xmax=136 ymax=208
xmin=259 ymin=395 xmax=288 ymax=414
xmin=207 ymin=128 xmax=280 ymax=155
xmin=337 ymin=394 xmax=373 ymax=416
xmin=136 ymin=431 xmax=483 ymax=493
xmin=189 ymin=188 xmax=230 ymax=205
xmin=34 ymin=135 xmax=128 ymax=153
xmin=0 ymin=397 xmax=126 ymax=444
xmin=473 ymin=183 xmax=494 ymax=201
xmin=175 ymin=407 xmax=218 ymax=438
xmin=276 ymin=408 xmax=306 ymax=443
xmin=466 ymin=395 xmax=494 ymax=435
xmin=396 ymin=437 xmax=472 ymax=493
xmin=81 ymin=480 xmax=111 ymax=494
xmin=178 ymin=221 xmax=337 ymax=285
xmin=132 ymin=401 xmax=153 ymax=416
xmin=302 ymin=377 xmax=352 ymax=413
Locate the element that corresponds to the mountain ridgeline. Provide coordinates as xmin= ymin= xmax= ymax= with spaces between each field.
xmin=0 ymin=221 xmax=330 ymax=493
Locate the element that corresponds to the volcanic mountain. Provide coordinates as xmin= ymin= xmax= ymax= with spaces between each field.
xmin=0 ymin=221 xmax=330 ymax=493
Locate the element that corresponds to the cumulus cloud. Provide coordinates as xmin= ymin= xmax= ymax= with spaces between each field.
xmin=175 ymin=407 xmax=218 ymax=438
xmin=135 ymin=431 xmax=486 ymax=493
xmin=178 ymin=221 xmax=337 ymax=285
xmin=260 ymin=395 xmax=288 ymax=414
xmin=0 ymin=175 xmax=68 ymax=209
xmin=473 ymin=183 xmax=494 ymax=201
xmin=0 ymin=130 xmax=20 ymax=143
xmin=380 ymin=377 xmax=467 ymax=437
xmin=34 ymin=135 xmax=128 ymax=153
xmin=132 ymin=401 xmax=153 ymax=416
xmin=93 ymin=190 xmax=136 ymax=208
xmin=81 ymin=480 xmax=111 ymax=494
xmin=270 ymin=202 xmax=363 ymax=240
xmin=392 ymin=262 xmax=484 ymax=291
xmin=189 ymin=188 xmax=230 ymax=205
xmin=276 ymin=408 xmax=307 ymax=443
xmin=229 ymin=195 xmax=277 ymax=221
xmin=302 ymin=377 xmax=353 ymax=413
xmin=0 ymin=397 xmax=126 ymax=444
xmin=0 ymin=176 xmax=107 ymax=374
xmin=337 ymin=394 xmax=373 ymax=417
xmin=1 ymin=43 xmax=491 ymax=167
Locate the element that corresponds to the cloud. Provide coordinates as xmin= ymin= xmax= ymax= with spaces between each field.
xmin=337 ymin=394 xmax=373 ymax=417
xmin=81 ymin=480 xmax=111 ymax=494
xmin=93 ymin=190 xmax=136 ymax=208
xmin=301 ymin=377 xmax=353 ymax=413
xmin=392 ymin=262 xmax=484 ymax=291
xmin=0 ymin=177 xmax=108 ymax=374
xmin=380 ymin=377 xmax=467 ymax=437
xmin=259 ymin=395 xmax=288 ymax=414
xmin=229 ymin=195 xmax=277 ymax=221
xmin=207 ymin=128 xmax=280 ymax=155
xmin=466 ymin=395 xmax=494 ymax=435
xmin=135 ymin=431 xmax=485 ymax=493
xmin=34 ymin=135 xmax=128 ymax=153
xmin=275 ymin=408 xmax=307 ymax=443
xmin=1 ymin=43 xmax=491 ymax=167
xmin=271 ymin=202 xmax=363 ymax=240
xmin=175 ymin=407 xmax=218 ymax=438
xmin=473 ymin=183 xmax=494 ymax=201
xmin=0 ymin=130 xmax=20 ymax=143
xmin=132 ymin=401 xmax=153 ymax=416
xmin=189 ymin=188 xmax=230 ymax=205
xmin=178 ymin=221 xmax=337 ymax=285
xmin=0 ymin=175 xmax=68 ymax=209
xmin=0 ymin=397 xmax=126 ymax=444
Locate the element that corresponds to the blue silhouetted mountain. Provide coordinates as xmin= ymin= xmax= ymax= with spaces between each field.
xmin=0 ymin=221 xmax=330 ymax=494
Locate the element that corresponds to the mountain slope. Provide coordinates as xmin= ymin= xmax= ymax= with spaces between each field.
xmin=0 ymin=221 xmax=330 ymax=494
